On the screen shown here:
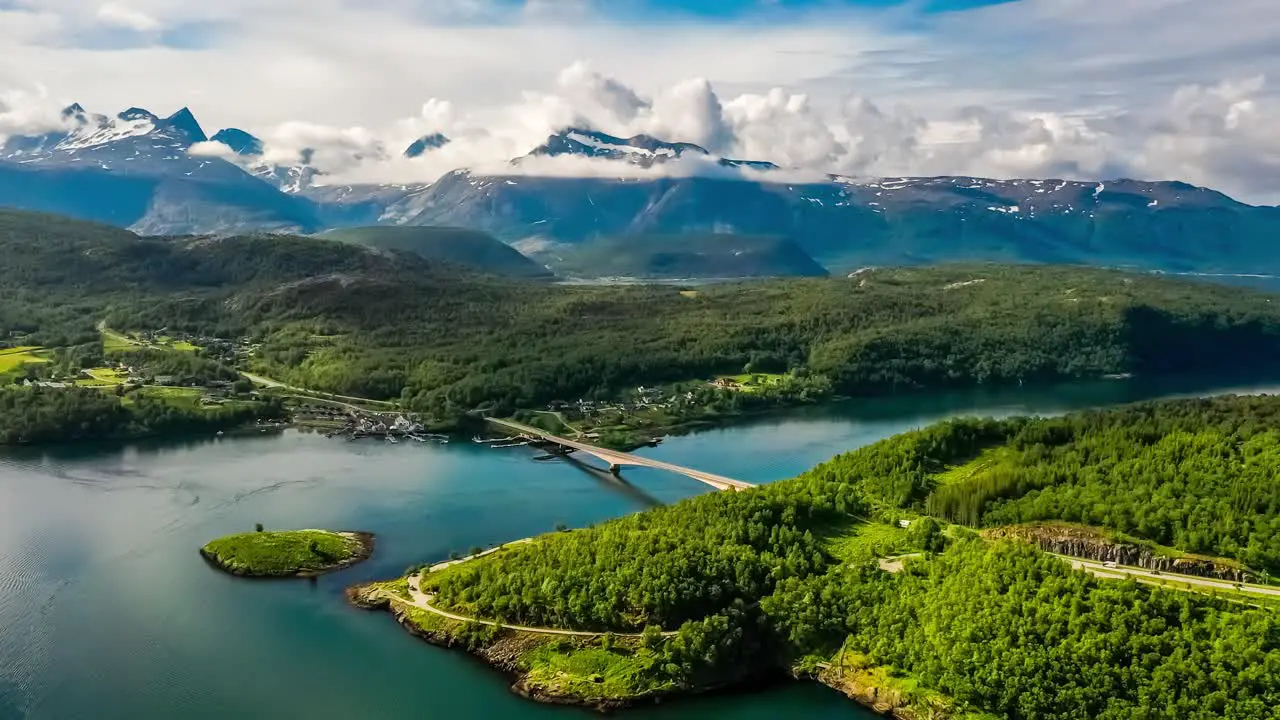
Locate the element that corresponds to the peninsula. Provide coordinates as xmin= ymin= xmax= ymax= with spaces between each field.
xmin=351 ymin=394 xmax=1280 ymax=718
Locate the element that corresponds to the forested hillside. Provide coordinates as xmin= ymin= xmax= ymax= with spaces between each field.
xmin=419 ymin=395 xmax=1280 ymax=719
xmin=6 ymin=209 xmax=1280 ymax=420
xmin=318 ymin=226 xmax=553 ymax=279
xmin=535 ymin=233 xmax=829 ymax=279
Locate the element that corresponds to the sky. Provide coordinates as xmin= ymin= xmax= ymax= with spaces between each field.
xmin=1 ymin=0 xmax=1278 ymax=203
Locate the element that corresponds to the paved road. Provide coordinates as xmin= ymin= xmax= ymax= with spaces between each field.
xmin=488 ymin=417 xmax=754 ymax=492
xmin=1061 ymin=556 xmax=1280 ymax=598
xmin=374 ymin=541 xmax=676 ymax=638
xmin=240 ymin=371 xmax=394 ymax=409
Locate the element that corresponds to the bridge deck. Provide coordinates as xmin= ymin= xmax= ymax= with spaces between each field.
xmin=487 ymin=418 xmax=755 ymax=492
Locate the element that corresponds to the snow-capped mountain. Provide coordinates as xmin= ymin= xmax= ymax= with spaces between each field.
xmin=198 ymin=127 xmax=450 ymax=194
xmin=1 ymin=103 xmax=1278 ymax=279
xmin=523 ymin=127 xmax=777 ymax=171
xmin=0 ymin=105 xmax=228 ymax=177
xmin=0 ymin=104 xmax=318 ymax=233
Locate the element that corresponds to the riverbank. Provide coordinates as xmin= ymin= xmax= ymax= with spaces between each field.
xmin=515 ymin=369 xmax=1280 ymax=453
xmin=201 ymin=530 xmax=375 ymax=578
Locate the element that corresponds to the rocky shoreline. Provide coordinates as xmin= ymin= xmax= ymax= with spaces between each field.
xmin=346 ymin=582 xmax=953 ymax=717
xmin=202 ymin=531 xmax=376 ymax=578
xmin=347 ymin=584 xmax=680 ymax=711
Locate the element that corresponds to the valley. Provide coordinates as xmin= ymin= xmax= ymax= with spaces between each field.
xmin=2 ymin=206 xmax=1280 ymax=719
xmin=8 ymin=4 xmax=1279 ymax=719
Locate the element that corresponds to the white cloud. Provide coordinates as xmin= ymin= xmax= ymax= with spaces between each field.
xmin=95 ymin=2 xmax=162 ymax=32
xmin=186 ymin=140 xmax=236 ymax=160
xmin=0 ymin=87 xmax=71 ymax=141
xmin=0 ymin=0 xmax=1278 ymax=202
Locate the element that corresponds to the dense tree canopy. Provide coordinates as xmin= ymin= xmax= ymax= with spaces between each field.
xmin=7 ymin=208 xmax=1280 ymax=419
xmin=0 ymin=386 xmax=282 ymax=445
xmin=927 ymin=396 xmax=1280 ymax=573
xmin=426 ymin=396 xmax=1280 ymax=719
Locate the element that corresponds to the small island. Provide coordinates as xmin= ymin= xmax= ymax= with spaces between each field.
xmin=201 ymin=528 xmax=374 ymax=578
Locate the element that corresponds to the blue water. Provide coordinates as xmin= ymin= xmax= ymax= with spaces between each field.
xmin=0 ymin=376 xmax=1274 ymax=719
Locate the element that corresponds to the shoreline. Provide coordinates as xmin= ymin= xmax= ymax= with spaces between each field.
xmin=346 ymin=584 xmax=788 ymax=713
xmin=346 ymin=578 xmax=960 ymax=718
xmin=202 ymin=530 xmax=376 ymax=579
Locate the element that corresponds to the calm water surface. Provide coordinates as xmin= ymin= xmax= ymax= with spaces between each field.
xmin=1 ymin=376 xmax=1276 ymax=720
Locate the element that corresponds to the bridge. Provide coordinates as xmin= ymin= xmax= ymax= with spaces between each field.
xmin=487 ymin=418 xmax=756 ymax=492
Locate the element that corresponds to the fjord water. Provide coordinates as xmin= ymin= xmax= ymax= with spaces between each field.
xmin=1 ymin=377 xmax=1276 ymax=720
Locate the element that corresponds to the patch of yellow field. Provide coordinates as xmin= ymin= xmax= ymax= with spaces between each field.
xmin=0 ymin=350 xmax=50 ymax=374
xmin=101 ymin=331 xmax=140 ymax=352
xmin=75 ymin=367 xmax=131 ymax=387
xmin=678 ymin=290 xmax=700 ymax=298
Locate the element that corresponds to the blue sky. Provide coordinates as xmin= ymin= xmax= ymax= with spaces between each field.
xmin=633 ymin=0 xmax=1013 ymax=17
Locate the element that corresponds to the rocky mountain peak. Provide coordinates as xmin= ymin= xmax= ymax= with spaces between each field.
xmin=210 ymin=128 xmax=265 ymax=156
xmin=405 ymin=133 xmax=450 ymax=158
xmin=162 ymin=107 xmax=208 ymax=144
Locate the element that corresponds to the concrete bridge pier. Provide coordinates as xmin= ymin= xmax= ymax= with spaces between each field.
xmin=609 ymin=464 xmax=622 ymax=476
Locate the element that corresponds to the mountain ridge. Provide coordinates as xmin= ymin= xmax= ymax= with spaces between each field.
xmin=2 ymin=102 xmax=1279 ymax=279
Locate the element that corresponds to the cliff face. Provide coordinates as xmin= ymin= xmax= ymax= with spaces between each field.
xmin=983 ymin=525 xmax=1256 ymax=583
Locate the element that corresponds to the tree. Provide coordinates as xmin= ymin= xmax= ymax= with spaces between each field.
xmin=641 ymin=625 xmax=664 ymax=650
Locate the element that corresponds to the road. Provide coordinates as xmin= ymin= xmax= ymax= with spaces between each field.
xmin=372 ymin=540 xmax=676 ymax=638
xmin=1061 ymin=556 xmax=1280 ymax=598
xmin=239 ymin=371 xmax=394 ymax=409
xmin=488 ymin=417 xmax=755 ymax=492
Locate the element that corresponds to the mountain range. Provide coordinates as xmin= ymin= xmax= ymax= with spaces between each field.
xmin=2 ymin=103 xmax=1279 ymax=279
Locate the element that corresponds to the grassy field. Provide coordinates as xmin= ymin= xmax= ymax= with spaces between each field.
xmin=75 ymin=367 xmax=130 ymax=388
xmin=134 ymin=386 xmax=202 ymax=406
xmin=521 ymin=640 xmax=675 ymax=701
xmin=820 ymin=520 xmax=911 ymax=563
xmin=932 ymin=446 xmax=1016 ymax=486
xmin=201 ymin=530 xmax=364 ymax=577
xmin=0 ymin=347 xmax=50 ymax=376
xmin=101 ymin=329 xmax=141 ymax=353
xmin=820 ymin=649 xmax=999 ymax=720
xmin=716 ymin=372 xmax=788 ymax=392
xmin=156 ymin=335 xmax=200 ymax=352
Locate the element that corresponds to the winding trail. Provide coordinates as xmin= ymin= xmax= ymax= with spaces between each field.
xmin=374 ymin=540 xmax=677 ymax=638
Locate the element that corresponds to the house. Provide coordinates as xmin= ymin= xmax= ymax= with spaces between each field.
xmin=153 ymin=375 xmax=178 ymax=386
xmin=898 ymin=520 xmax=912 ymax=529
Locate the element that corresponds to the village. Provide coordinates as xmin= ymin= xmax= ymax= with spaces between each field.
xmin=289 ymin=401 xmax=448 ymax=444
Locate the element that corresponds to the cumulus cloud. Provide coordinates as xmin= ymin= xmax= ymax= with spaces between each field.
xmin=255 ymin=64 xmax=1276 ymax=206
xmin=0 ymin=87 xmax=72 ymax=141
xmin=186 ymin=140 xmax=237 ymax=160
xmin=96 ymin=2 xmax=162 ymax=32
xmin=2 ymin=0 xmax=1279 ymax=201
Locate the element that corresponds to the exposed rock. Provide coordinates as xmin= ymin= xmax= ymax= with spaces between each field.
xmin=983 ymin=524 xmax=1256 ymax=582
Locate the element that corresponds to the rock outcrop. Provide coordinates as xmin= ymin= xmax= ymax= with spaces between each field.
xmin=983 ymin=524 xmax=1256 ymax=583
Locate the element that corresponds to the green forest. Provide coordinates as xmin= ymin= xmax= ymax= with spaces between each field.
xmin=0 ymin=385 xmax=283 ymax=445
xmin=6 ymin=209 xmax=1280 ymax=426
xmin=421 ymin=395 xmax=1280 ymax=719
